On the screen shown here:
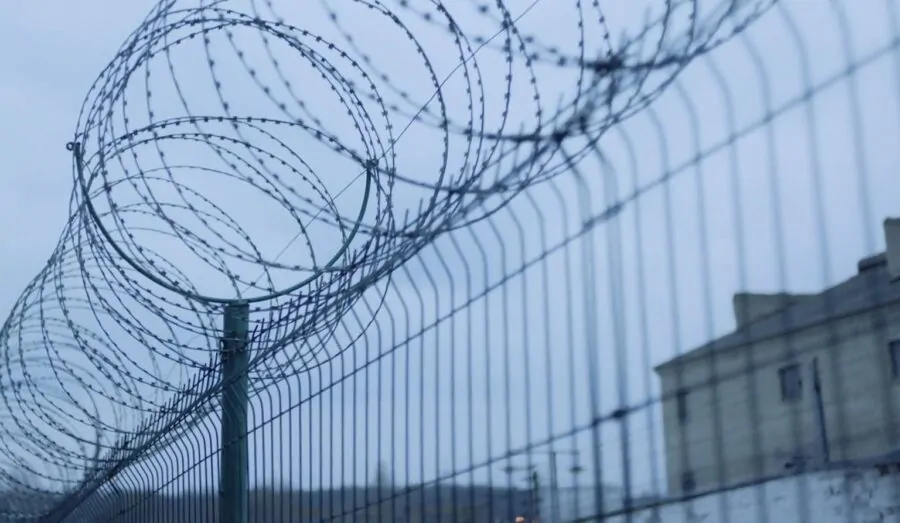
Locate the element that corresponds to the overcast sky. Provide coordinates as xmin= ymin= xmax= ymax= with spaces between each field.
xmin=2 ymin=0 xmax=900 ymax=510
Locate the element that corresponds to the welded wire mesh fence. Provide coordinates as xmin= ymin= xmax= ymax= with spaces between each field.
xmin=2 ymin=0 xmax=900 ymax=522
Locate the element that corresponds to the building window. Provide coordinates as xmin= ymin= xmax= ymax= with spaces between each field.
xmin=681 ymin=471 xmax=696 ymax=494
xmin=890 ymin=340 xmax=900 ymax=378
xmin=676 ymin=389 xmax=688 ymax=424
xmin=779 ymin=363 xmax=802 ymax=401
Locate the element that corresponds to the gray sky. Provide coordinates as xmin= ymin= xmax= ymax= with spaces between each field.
xmin=1 ymin=0 xmax=899 ymax=507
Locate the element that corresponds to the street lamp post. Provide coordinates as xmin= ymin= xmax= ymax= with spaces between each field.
xmin=502 ymin=464 xmax=539 ymax=521
xmin=546 ymin=450 xmax=582 ymax=523
xmin=501 ymin=449 xmax=582 ymax=523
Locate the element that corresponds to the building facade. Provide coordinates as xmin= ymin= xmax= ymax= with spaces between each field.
xmin=655 ymin=218 xmax=900 ymax=497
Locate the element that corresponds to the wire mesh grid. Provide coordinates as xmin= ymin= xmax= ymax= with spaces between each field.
xmin=1 ymin=0 xmax=900 ymax=522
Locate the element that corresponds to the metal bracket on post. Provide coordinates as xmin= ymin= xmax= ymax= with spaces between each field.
xmin=220 ymin=302 xmax=250 ymax=523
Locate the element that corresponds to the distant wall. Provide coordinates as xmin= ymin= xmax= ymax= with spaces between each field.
xmin=600 ymin=467 xmax=900 ymax=523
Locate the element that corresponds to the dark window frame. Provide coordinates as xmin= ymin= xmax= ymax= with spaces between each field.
xmin=779 ymin=363 xmax=802 ymax=402
xmin=681 ymin=471 xmax=696 ymax=493
xmin=676 ymin=388 xmax=688 ymax=424
xmin=890 ymin=340 xmax=900 ymax=379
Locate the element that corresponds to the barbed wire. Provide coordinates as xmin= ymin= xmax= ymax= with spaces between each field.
xmin=0 ymin=0 xmax=792 ymax=519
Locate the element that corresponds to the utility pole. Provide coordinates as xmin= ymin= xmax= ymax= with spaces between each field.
xmin=220 ymin=302 xmax=250 ymax=523
xmin=530 ymin=470 xmax=541 ymax=522
xmin=504 ymin=450 xmax=580 ymax=522
xmin=812 ymin=357 xmax=830 ymax=464
xmin=548 ymin=451 xmax=558 ymax=523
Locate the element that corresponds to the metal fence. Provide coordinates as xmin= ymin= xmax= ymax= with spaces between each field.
xmin=2 ymin=0 xmax=900 ymax=521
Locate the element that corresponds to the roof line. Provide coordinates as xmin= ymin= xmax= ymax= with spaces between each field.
xmin=653 ymin=292 xmax=900 ymax=374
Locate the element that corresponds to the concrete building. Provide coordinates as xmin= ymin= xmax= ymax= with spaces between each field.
xmin=538 ymin=484 xmax=660 ymax=522
xmin=539 ymin=485 xmax=621 ymax=523
xmin=655 ymin=218 xmax=900 ymax=498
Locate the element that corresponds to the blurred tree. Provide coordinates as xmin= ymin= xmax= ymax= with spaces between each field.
xmin=372 ymin=461 xmax=391 ymax=490
xmin=368 ymin=461 xmax=394 ymax=522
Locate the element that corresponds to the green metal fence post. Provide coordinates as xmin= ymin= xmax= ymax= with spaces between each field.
xmin=220 ymin=302 xmax=250 ymax=523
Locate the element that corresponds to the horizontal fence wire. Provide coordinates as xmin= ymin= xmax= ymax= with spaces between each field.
xmin=1 ymin=0 xmax=900 ymax=522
